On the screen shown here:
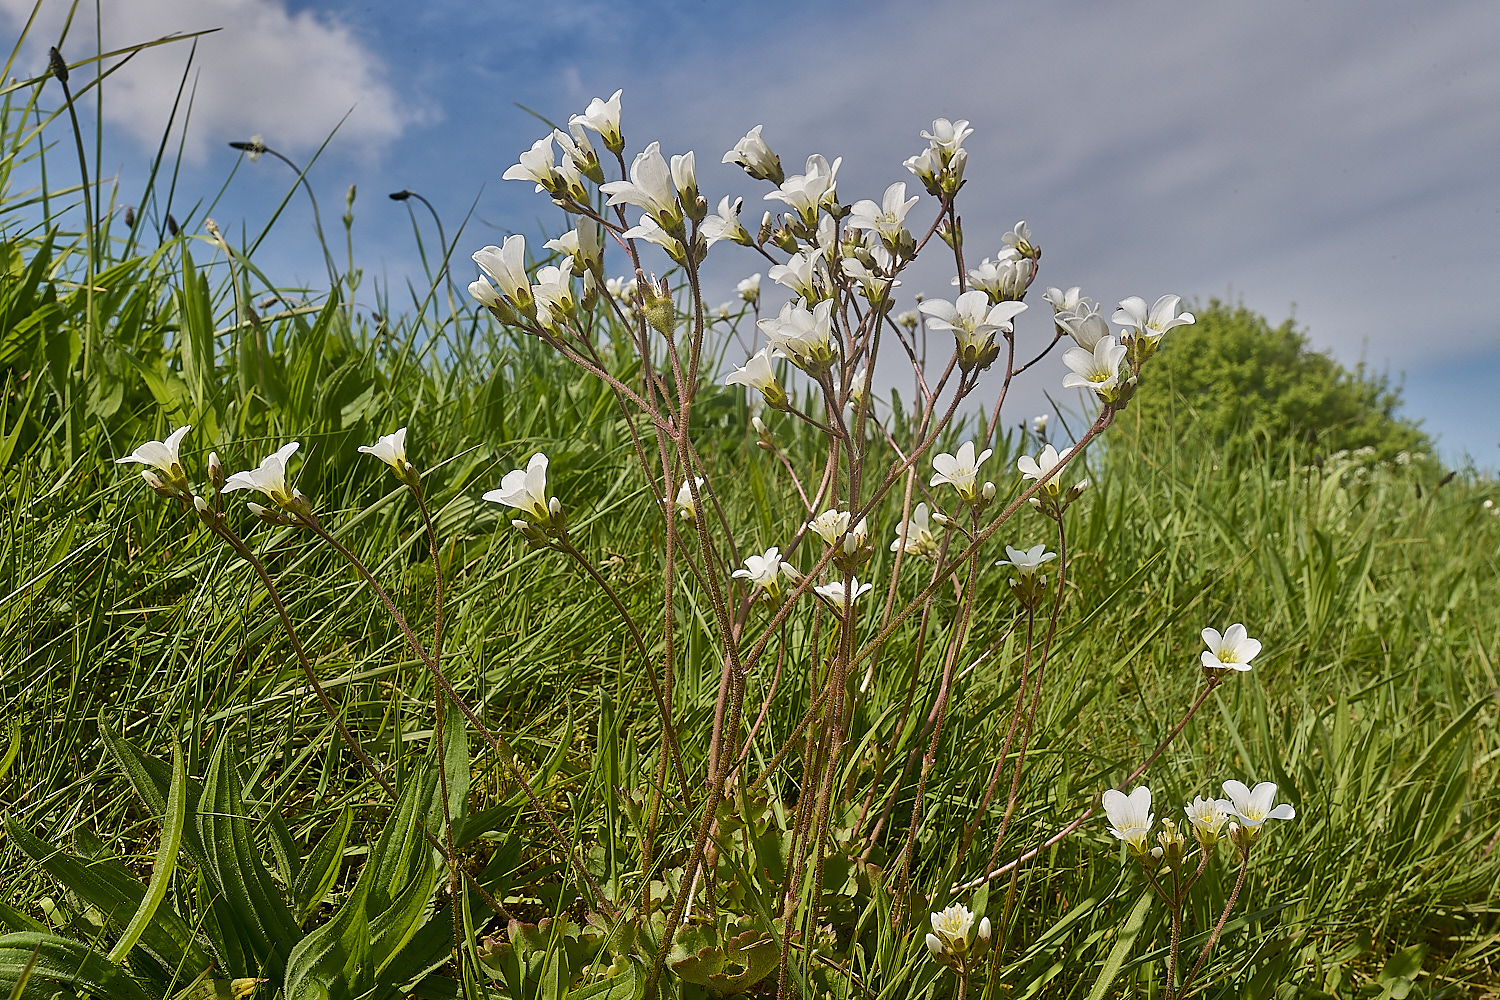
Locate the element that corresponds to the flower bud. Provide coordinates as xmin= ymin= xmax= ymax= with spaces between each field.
xmin=982 ymin=482 xmax=995 ymax=501
xmin=1066 ymin=479 xmax=1090 ymax=503
xmin=193 ymin=495 xmax=209 ymax=514
xmin=932 ymin=511 xmax=953 ymax=527
xmin=207 ymin=451 xmax=224 ymax=491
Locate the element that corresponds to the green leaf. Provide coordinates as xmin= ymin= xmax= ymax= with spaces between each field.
xmin=566 ymin=965 xmax=639 ymax=1000
xmin=1085 ymin=891 xmax=1153 ymax=1000
xmin=0 ymin=932 xmax=155 ymax=1000
xmin=109 ymin=744 xmax=188 ymax=963
xmin=291 ymin=807 xmax=352 ymax=924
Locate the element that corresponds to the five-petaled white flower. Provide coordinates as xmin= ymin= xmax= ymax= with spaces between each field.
xmin=891 ymin=503 xmax=938 ymax=557
xmin=996 ymin=544 xmax=1057 ymax=576
xmin=930 ymin=441 xmax=993 ymax=502
xmin=767 ymin=247 xmax=828 ymax=303
xmin=1221 ymin=780 xmax=1295 ymax=830
xmin=1184 ymin=795 xmax=1234 ymax=844
xmin=1001 ymin=221 xmax=1036 ymax=258
xmin=814 ymin=577 xmax=874 ymax=609
xmin=1201 ymin=623 xmax=1261 ymax=672
xmin=667 ymin=477 xmax=706 ymax=520
xmin=358 ymin=427 xmax=413 ymax=480
xmin=723 ymin=125 xmax=783 ymax=184
xmin=1103 ymin=786 xmax=1155 ymax=856
xmin=1031 ymin=414 xmax=1049 ymax=435
xmin=569 ymin=89 xmax=623 ymax=152
xmin=702 ymin=196 xmax=751 ymax=248
xmin=733 ymin=546 xmax=798 ymax=593
xmin=1016 ymin=443 xmax=1073 ymax=496
xmin=1055 ymin=301 xmax=1110 ymax=350
xmin=764 ymin=153 xmax=841 ymax=223
xmin=847 ymin=182 xmax=919 ymax=245
xmin=926 ymin=903 xmax=989 ymax=958
xmin=601 ymin=142 xmax=682 ymax=228
xmin=472 ymin=235 xmax=533 ymax=310
xmin=1061 ymin=336 xmax=1128 ymax=398
xmin=116 ymin=425 xmax=192 ymax=492
xmin=1043 ymin=286 xmax=1084 ymax=314
xmin=921 ymin=292 xmax=1027 ymax=371
xmin=807 ymin=509 xmax=851 ymax=546
xmin=1112 ymin=294 xmax=1195 ymax=344
xmin=483 ymin=453 xmax=551 ymax=520
xmin=737 ymin=273 xmax=761 ymax=305
xmin=961 ymin=252 xmax=1034 ymax=303
xmin=723 ymin=349 xmax=783 ymax=406
xmin=758 ymin=300 xmax=835 ymax=373
xmin=502 ymin=135 xmax=558 ymax=193
xmin=620 ymin=217 xmax=685 ymax=262
xmin=223 ymin=442 xmax=303 ymax=509
xmin=531 ymin=259 xmax=576 ymax=329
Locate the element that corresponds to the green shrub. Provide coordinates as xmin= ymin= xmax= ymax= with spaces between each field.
xmin=1128 ymin=299 xmax=1434 ymax=467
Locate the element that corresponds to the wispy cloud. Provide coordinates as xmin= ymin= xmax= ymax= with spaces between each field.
xmin=0 ymin=0 xmax=428 ymax=161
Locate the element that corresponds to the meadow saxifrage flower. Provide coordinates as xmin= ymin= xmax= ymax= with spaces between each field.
xmin=931 ymin=441 xmax=993 ymax=502
xmin=601 ymin=141 xmax=682 ymax=229
xmin=814 ymin=576 xmax=873 ymax=609
xmin=358 ymin=427 xmax=418 ymax=486
xmin=723 ymin=124 xmax=784 ymax=185
xmin=1017 ymin=443 xmax=1073 ymax=497
xmin=723 ymin=348 xmax=786 ymax=408
xmin=1221 ymin=780 xmax=1295 ymax=845
xmin=764 ymin=153 xmax=841 ymax=224
xmin=1184 ymin=795 xmax=1234 ymax=846
xmin=569 ymin=88 xmax=624 ymax=153
xmin=807 ymin=509 xmax=851 ymax=546
xmin=702 ymin=196 xmax=752 ymax=248
xmin=1061 ymin=336 xmax=1128 ymax=400
xmin=1103 ymin=786 xmax=1155 ymax=856
xmin=116 ymin=425 xmax=192 ymax=494
xmin=1201 ymin=623 xmax=1261 ymax=672
xmin=483 ymin=453 xmax=551 ymax=521
xmin=1113 ymin=294 xmax=1195 ymax=345
xmin=891 ymin=502 xmax=938 ymax=557
xmin=223 ymin=442 xmax=305 ymax=512
xmin=996 ymin=543 xmax=1057 ymax=576
xmin=472 ymin=235 xmax=534 ymax=313
xmin=846 ymin=181 xmax=919 ymax=247
xmin=733 ymin=546 xmax=798 ymax=596
xmin=737 ymin=273 xmax=761 ymax=305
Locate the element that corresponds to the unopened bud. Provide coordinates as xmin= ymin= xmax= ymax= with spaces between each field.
xmin=752 ymin=416 xmax=769 ymax=437
xmin=981 ymin=482 xmax=995 ymax=501
xmin=757 ymin=211 xmax=774 ymax=245
xmin=932 ymin=511 xmax=952 ymax=527
xmin=208 ymin=451 xmax=223 ymax=490
xmin=193 ymin=495 xmax=208 ymax=513
xmin=1066 ymin=479 xmax=1090 ymax=502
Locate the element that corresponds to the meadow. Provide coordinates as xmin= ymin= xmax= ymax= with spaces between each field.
xmin=2 ymin=36 xmax=1500 ymax=1000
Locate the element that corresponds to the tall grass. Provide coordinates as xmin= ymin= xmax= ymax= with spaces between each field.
xmin=1 ymin=28 xmax=1498 ymax=1000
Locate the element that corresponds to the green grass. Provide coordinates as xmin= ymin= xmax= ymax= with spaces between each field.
xmin=2 ymin=34 xmax=1499 ymax=1000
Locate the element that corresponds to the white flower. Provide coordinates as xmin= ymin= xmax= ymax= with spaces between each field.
xmin=116 ymin=426 xmax=191 ymax=491
xmin=929 ymin=903 xmax=975 ymax=950
xmin=1055 ymin=301 xmax=1110 ymax=350
xmin=1017 ymin=444 xmax=1073 ymax=497
xmin=621 ymin=216 xmax=686 ymax=262
xmin=723 ymin=348 xmax=784 ymax=406
xmin=843 ymin=516 xmax=869 ymax=555
xmin=737 ymin=273 xmax=761 ymax=305
xmin=482 ymin=453 xmax=551 ymax=520
xmin=545 ymin=223 xmax=602 ymax=275
xmin=722 ymin=124 xmax=783 ymax=184
xmin=891 ymin=503 xmax=938 ymax=557
xmin=807 ymin=509 xmax=851 ymax=545
xmin=764 ymin=153 xmax=841 ymax=222
xmin=1103 ymin=786 xmax=1154 ymax=855
xmin=1201 ymin=623 xmax=1261 ymax=672
xmin=767 ymin=247 xmax=828 ymax=302
xmin=1030 ymin=414 xmax=1049 ymax=435
xmin=357 ymin=427 xmax=411 ymax=476
xmin=531 ymin=258 xmax=576 ymax=328
xmin=1061 ymin=336 xmax=1128 ymax=398
xmin=670 ymin=151 xmax=698 ymax=205
xmin=1001 ymin=221 xmax=1036 ymax=257
xmin=962 ymin=253 xmax=1034 ymax=303
xmin=1221 ymin=780 xmax=1296 ymax=829
xmin=921 ymin=118 xmax=973 ymax=162
xmin=842 ymin=251 xmax=898 ymax=303
xmin=903 ymin=146 xmax=942 ymax=191
xmin=502 ymin=135 xmax=558 ymax=192
xmin=552 ymin=123 xmax=598 ymax=175
xmin=601 ymin=141 xmax=681 ymax=227
xmin=758 ymin=300 xmax=835 ymax=373
xmin=1112 ymin=294 xmax=1195 ymax=344
xmin=569 ymin=89 xmax=623 ymax=151
xmin=223 ymin=442 xmax=303 ymax=508
xmin=472 ymin=235 xmax=533 ymax=309
xmin=930 ymin=441 xmax=993 ymax=502
xmin=1184 ymin=796 xmax=1234 ymax=843
xmin=814 ymin=577 xmax=873 ymax=609
xmin=733 ymin=546 xmax=797 ymax=592
xmin=667 ymin=477 xmax=705 ymax=520
xmin=469 ymin=279 xmax=506 ymax=311
xmin=702 ymin=196 xmax=751 ymax=248
xmin=920 ymin=292 xmax=1027 ymax=371
xmin=1043 ymin=286 xmax=1084 ymax=313
xmin=847 ymin=182 xmax=918 ymax=245
xmin=996 ymin=544 xmax=1056 ymax=576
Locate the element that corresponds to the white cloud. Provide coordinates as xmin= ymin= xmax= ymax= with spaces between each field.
xmin=0 ymin=0 xmax=425 ymax=161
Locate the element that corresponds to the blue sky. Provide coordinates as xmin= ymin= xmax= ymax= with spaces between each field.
xmin=6 ymin=0 xmax=1497 ymax=466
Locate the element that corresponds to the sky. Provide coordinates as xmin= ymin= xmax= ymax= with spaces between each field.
xmin=5 ymin=0 xmax=1497 ymax=466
